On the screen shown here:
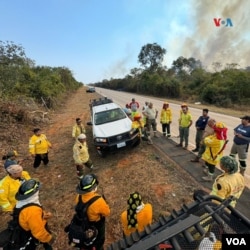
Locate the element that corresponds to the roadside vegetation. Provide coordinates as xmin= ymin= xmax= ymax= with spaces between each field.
xmin=0 ymin=40 xmax=82 ymax=109
xmin=93 ymin=43 xmax=250 ymax=111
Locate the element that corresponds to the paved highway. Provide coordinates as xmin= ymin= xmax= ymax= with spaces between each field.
xmin=95 ymin=87 xmax=250 ymax=188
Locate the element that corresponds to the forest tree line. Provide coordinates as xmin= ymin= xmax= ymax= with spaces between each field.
xmin=1 ymin=41 xmax=249 ymax=109
xmin=0 ymin=41 xmax=82 ymax=108
xmin=93 ymin=43 xmax=250 ymax=108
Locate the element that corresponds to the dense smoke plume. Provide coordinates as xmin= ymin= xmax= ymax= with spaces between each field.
xmin=181 ymin=0 xmax=250 ymax=70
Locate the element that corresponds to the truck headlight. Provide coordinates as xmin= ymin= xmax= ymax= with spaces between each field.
xmin=95 ymin=138 xmax=107 ymax=143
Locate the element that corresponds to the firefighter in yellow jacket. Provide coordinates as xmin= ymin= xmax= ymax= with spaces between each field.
xmin=202 ymin=122 xmax=228 ymax=181
xmin=160 ymin=102 xmax=172 ymax=137
xmin=210 ymin=156 xmax=245 ymax=207
xmin=29 ymin=128 xmax=52 ymax=169
xmin=0 ymin=164 xmax=30 ymax=212
xmin=132 ymin=113 xmax=145 ymax=137
xmin=121 ymin=192 xmax=153 ymax=236
xmin=72 ymin=117 xmax=86 ymax=139
xmin=74 ymin=174 xmax=110 ymax=249
xmin=15 ymin=179 xmax=55 ymax=249
xmin=73 ymin=133 xmax=95 ymax=179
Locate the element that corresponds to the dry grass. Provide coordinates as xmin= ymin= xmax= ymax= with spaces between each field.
xmin=0 ymin=87 xmax=205 ymax=249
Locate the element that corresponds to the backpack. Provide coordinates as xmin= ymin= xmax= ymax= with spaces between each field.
xmin=65 ymin=195 xmax=101 ymax=248
xmin=0 ymin=203 xmax=41 ymax=250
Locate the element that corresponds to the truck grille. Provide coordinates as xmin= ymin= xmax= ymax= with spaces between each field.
xmin=108 ymin=132 xmax=130 ymax=144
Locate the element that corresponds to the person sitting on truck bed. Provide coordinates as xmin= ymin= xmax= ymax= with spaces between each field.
xmin=210 ymin=156 xmax=245 ymax=207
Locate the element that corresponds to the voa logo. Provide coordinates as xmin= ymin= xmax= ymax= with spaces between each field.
xmin=213 ymin=18 xmax=233 ymax=27
xmin=226 ymin=237 xmax=246 ymax=246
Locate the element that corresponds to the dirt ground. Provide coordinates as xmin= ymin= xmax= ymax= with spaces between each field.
xmin=0 ymin=87 xmax=205 ymax=249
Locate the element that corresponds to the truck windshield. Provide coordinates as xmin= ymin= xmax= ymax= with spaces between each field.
xmin=94 ymin=108 xmax=126 ymax=125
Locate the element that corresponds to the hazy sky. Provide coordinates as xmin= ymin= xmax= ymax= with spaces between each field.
xmin=1 ymin=0 xmax=249 ymax=84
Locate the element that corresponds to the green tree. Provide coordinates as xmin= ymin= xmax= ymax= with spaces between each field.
xmin=172 ymin=56 xmax=202 ymax=74
xmin=138 ymin=43 xmax=166 ymax=72
xmin=0 ymin=41 xmax=32 ymax=96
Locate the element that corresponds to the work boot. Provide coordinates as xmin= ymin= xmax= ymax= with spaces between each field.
xmin=190 ymin=156 xmax=199 ymax=162
xmin=192 ymin=148 xmax=199 ymax=152
xmin=202 ymin=175 xmax=213 ymax=182
xmin=176 ymin=144 xmax=183 ymax=147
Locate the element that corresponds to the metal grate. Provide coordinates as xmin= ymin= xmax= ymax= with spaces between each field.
xmin=107 ymin=195 xmax=250 ymax=250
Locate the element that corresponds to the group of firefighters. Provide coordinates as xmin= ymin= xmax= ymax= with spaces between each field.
xmin=0 ymin=96 xmax=249 ymax=249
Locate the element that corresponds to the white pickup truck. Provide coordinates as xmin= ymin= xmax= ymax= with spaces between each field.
xmin=88 ymin=97 xmax=140 ymax=156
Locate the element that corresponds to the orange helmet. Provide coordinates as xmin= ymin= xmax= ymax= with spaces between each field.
xmin=181 ymin=103 xmax=187 ymax=107
xmin=133 ymin=113 xmax=141 ymax=121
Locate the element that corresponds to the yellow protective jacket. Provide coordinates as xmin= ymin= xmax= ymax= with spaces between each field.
xmin=73 ymin=140 xmax=90 ymax=164
xmin=29 ymin=134 xmax=51 ymax=155
xmin=160 ymin=108 xmax=172 ymax=124
xmin=72 ymin=124 xmax=86 ymax=139
xmin=75 ymin=192 xmax=110 ymax=222
xmin=210 ymin=172 xmax=245 ymax=207
xmin=121 ymin=203 xmax=153 ymax=236
xmin=131 ymin=119 xmax=144 ymax=129
xmin=19 ymin=205 xmax=53 ymax=243
xmin=0 ymin=171 xmax=31 ymax=212
xmin=202 ymin=135 xmax=225 ymax=166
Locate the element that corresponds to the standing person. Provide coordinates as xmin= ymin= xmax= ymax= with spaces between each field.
xmin=229 ymin=115 xmax=250 ymax=175
xmin=75 ymin=174 xmax=110 ymax=250
xmin=142 ymin=101 xmax=149 ymax=112
xmin=72 ymin=118 xmax=86 ymax=140
xmin=191 ymin=118 xmax=216 ymax=162
xmin=142 ymin=102 xmax=159 ymax=144
xmin=123 ymin=104 xmax=132 ymax=117
xmin=129 ymin=98 xmax=140 ymax=112
xmin=192 ymin=109 xmax=210 ymax=152
xmin=121 ymin=192 xmax=152 ymax=236
xmin=73 ymin=133 xmax=96 ymax=179
xmin=142 ymin=101 xmax=149 ymax=124
xmin=0 ymin=164 xmax=31 ymax=212
xmin=160 ymin=102 xmax=172 ymax=137
xmin=15 ymin=179 xmax=55 ymax=250
xmin=210 ymin=156 xmax=245 ymax=207
xmin=29 ymin=128 xmax=52 ymax=169
xmin=202 ymin=122 xmax=228 ymax=181
xmin=176 ymin=104 xmax=192 ymax=149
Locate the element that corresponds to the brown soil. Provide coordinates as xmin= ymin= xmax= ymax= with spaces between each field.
xmin=0 ymin=87 xmax=204 ymax=249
